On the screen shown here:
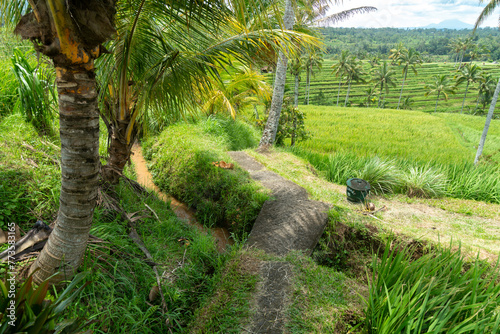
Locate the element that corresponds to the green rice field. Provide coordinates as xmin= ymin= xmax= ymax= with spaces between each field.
xmin=297 ymin=105 xmax=500 ymax=165
xmin=282 ymin=59 xmax=500 ymax=114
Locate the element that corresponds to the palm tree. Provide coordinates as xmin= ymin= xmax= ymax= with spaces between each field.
xmin=473 ymin=0 xmax=500 ymax=164
xmin=260 ymin=0 xmax=376 ymax=146
xmin=389 ymin=42 xmax=406 ymax=65
xmin=372 ymin=61 xmax=396 ymax=108
xmin=396 ymin=48 xmax=421 ymax=109
xmin=203 ymin=64 xmax=271 ymax=118
xmin=259 ymin=0 xmax=295 ymax=147
xmin=1 ymin=0 xmax=115 ymax=284
xmin=303 ymin=50 xmax=323 ymax=105
xmin=475 ymin=77 xmax=500 ymax=164
xmin=97 ymin=0 xmax=313 ymax=183
xmin=455 ymin=63 xmax=483 ymax=113
xmin=290 ymin=56 xmax=303 ymax=107
xmin=344 ymin=56 xmax=365 ymax=107
xmin=475 ymin=73 xmax=497 ymax=111
xmin=331 ymin=50 xmax=351 ymax=106
xmin=425 ymin=75 xmax=456 ymax=113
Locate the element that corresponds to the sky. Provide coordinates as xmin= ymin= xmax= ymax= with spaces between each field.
xmin=330 ymin=0 xmax=499 ymax=28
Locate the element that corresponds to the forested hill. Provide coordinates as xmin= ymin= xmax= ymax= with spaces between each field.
xmin=320 ymin=27 xmax=500 ymax=61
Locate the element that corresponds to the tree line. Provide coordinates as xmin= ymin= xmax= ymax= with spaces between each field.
xmin=320 ymin=27 xmax=500 ymax=61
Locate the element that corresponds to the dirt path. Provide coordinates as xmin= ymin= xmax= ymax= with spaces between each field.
xmin=130 ymin=144 xmax=233 ymax=252
xmin=229 ymin=151 xmax=330 ymax=334
xmin=246 ymin=150 xmax=500 ymax=263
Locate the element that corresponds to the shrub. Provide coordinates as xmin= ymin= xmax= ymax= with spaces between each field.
xmin=0 ymin=271 xmax=89 ymax=333
xmin=402 ymin=165 xmax=447 ymax=198
xmin=143 ymin=122 xmax=269 ymax=240
xmin=356 ymin=157 xmax=402 ymax=195
xmin=363 ymin=242 xmax=500 ymax=333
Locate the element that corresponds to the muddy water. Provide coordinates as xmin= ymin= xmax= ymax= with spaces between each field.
xmin=130 ymin=143 xmax=233 ymax=252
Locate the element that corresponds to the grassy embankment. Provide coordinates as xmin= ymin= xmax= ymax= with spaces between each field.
xmin=286 ymin=105 xmax=500 ymax=204
xmin=283 ymin=59 xmax=500 ymax=114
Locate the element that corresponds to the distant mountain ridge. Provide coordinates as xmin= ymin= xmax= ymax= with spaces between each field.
xmin=421 ymin=19 xmax=473 ymax=30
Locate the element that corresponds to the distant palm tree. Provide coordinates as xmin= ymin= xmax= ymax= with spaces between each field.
xmin=455 ymin=63 xmax=483 ymax=113
xmin=425 ymin=75 xmax=456 ymax=113
xmin=290 ymin=56 xmax=303 ymax=107
xmin=331 ymin=50 xmax=352 ymax=106
xmin=344 ymin=56 xmax=366 ymax=107
xmin=372 ymin=61 xmax=396 ymax=108
xmin=396 ymin=48 xmax=421 ymax=109
xmin=389 ymin=42 xmax=406 ymax=65
xmin=475 ymin=73 xmax=497 ymax=111
xmin=303 ymin=51 xmax=323 ymax=105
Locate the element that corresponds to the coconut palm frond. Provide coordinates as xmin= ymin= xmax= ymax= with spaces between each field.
xmin=475 ymin=0 xmax=500 ymax=30
xmin=0 ymin=0 xmax=29 ymax=26
xmin=314 ymin=6 xmax=377 ymax=26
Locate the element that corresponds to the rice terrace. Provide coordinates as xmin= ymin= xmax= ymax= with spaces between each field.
xmin=1 ymin=1 xmax=500 ymax=333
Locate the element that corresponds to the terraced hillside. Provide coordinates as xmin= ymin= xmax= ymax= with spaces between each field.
xmin=280 ymin=60 xmax=500 ymax=114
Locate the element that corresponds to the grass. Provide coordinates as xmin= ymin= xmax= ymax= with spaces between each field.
xmin=364 ymin=241 xmax=500 ymax=333
xmin=143 ymin=116 xmax=269 ymax=240
xmin=0 ymin=114 xmax=61 ymax=232
xmin=296 ymin=105 xmax=499 ymax=165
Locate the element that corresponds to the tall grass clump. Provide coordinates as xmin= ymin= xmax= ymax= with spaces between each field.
xmin=11 ymin=49 xmax=57 ymax=134
xmin=357 ymin=157 xmax=402 ymax=195
xmin=444 ymin=162 xmax=500 ymax=203
xmin=402 ymin=165 xmax=447 ymax=198
xmin=363 ymin=242 xmax=500 ymax=333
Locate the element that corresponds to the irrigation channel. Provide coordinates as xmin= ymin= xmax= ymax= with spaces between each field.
xmin=130 ymin=143 xmax=233 ymax=252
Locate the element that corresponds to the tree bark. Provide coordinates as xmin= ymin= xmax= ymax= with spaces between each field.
xmin=306 ymin=67 xmax=310 ymax=105
xmin=474 ymin=77 xmax=500 ymax=165
xmin=259 ymin=0 xmax=294 ymax=147
xmin=397 ymin=69 xmax=408 ymax=109
xmin=101 ymin=119 xmax=133 ymax=185
xmin=461 ymin=82 xmax=469 ymax=114
xmin=294 ymin=73 xmax=299 ymax=107
xmin=336 ymin=78 xmax=342 ymax=106
xmin=30 ymin=64 xmax=100 ymax=284
xmin=344 ymin=78 xmax=352 ymax=107
xmin=434 ymin=91 xmax=440 ymax=113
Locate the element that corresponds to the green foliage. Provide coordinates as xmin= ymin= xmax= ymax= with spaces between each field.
xmin=11 ymin=49 xmax=57 ymax=135
xmin=199 ymin=115 xmax=260 ymax=151
xmin=143 ymin=121 xmax=269 ymax=239
xmin=0 ymin=114 xmax=61 ymax=231
xmin=363 ymin=242 xmax=500 ymax=333
xmin=402 ymin=165 xmax=447 ymax=198
xmin=188 ymin=250 xmax=259 ymax=333
xmin=357 ymin=157 xmax=402 ymax=195
xmin=0 ymin=271 xmax=90 ymax=334
xmin=256 ymin=97 xmax=310 ymax=146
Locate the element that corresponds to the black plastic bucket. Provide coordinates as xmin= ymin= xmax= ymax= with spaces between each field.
xmin=346 ymin=178 xmax=371 ymax=203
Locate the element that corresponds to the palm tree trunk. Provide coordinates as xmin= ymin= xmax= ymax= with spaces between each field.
xmin=344 ymin=78 xmax=352 ymax=107
xmin=102 ymin=120 xmax=134 ymax=184
xmin=378 ymin=83 xmax=384 ymax=108
xmin=306 ymin=67 xmax=310 ymax=105
xmin=294 ymin=73 xmax=299 ymax=107
xmin=259 ymin=0 xmax=294 ymax=146
xmin=397 ymin=70 xmax=408 ymax=109
xmin=459 ymin=52 xmax=464 ymax=68
xmin=30 ymin=63 xmax=100 ymax=284
xmin=434 ymin=91 xmax=440 ymax=113
xmin=475 ymin=77 xmax=500 ymax=164
xmin=461 ymin=82 xmax=469 ymax=114
xmin=336 ymin=78 xmax=342 ymax=106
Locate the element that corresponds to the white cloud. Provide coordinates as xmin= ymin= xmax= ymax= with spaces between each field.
xmin=328 ymin=0 xmax=499 ymax=28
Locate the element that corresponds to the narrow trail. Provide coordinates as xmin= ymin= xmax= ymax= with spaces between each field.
xmin=130 ymin=143 xmax=233 ymax=252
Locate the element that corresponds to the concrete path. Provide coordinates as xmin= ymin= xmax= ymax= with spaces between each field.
xmin=229 ymin=151 xmax=330 ymax=333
